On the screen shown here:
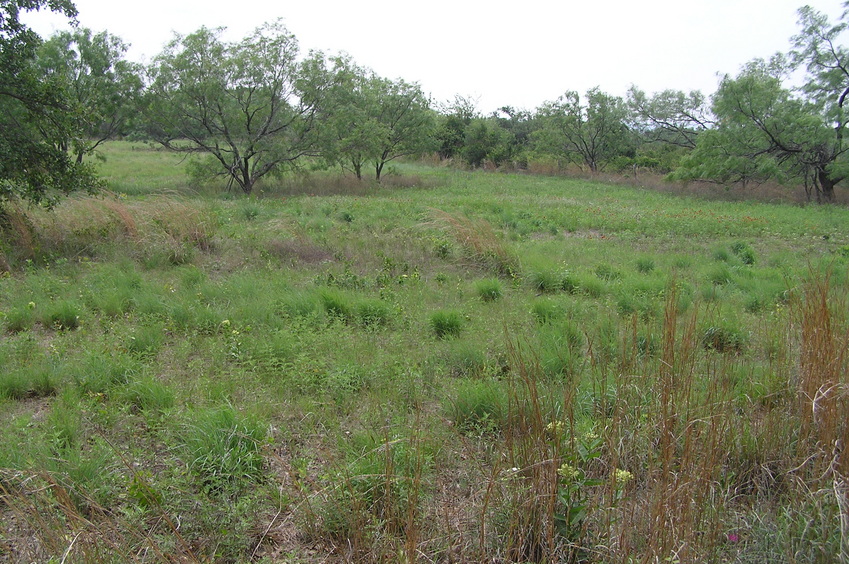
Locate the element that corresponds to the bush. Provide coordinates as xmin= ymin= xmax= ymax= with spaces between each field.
xmin=430 ymin=310 xmax=463 ymax=339
xmin=636 ymin=257 xmax=655 ymax=273
xmin=731 ymin=241 xmax=756 ymax=265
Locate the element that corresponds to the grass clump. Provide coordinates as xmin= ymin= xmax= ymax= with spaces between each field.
xmin=429 ymin=208 xmax=518 ymax=277
xmin=475 ymin=277 xmax=504 ymax=302
xmin=182 ymin=406 xmax=268 ymax=492
xmin=702 ymin=324 xmax=748 ymax=353
xmin=447 ymin=379 xmax=509 ymax=434
xmin=430 ymin=309 xmax=463 ymax=339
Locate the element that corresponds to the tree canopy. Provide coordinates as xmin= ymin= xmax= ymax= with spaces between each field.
xmin=0 ymin=0 xmax=99 ymax=207
xmin=144 ymin=21 xmax=326 ymax=194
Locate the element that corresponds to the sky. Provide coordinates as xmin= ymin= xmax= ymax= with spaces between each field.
xmin=23 ymin=0 xmax=847 ymax=114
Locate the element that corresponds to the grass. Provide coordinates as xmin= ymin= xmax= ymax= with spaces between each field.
xmin=0 ymin=141 xmax=847 ymax=561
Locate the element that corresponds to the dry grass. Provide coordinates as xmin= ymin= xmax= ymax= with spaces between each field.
xmin=428 ymin=208 xmax=519 ymax=277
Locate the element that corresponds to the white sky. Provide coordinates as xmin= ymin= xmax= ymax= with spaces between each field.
xmin=23 ymin=0 xmax=847 ymax=114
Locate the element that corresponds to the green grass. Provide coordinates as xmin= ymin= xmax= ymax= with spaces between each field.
xmin=0 ymin=141 xmax=847 ymax=561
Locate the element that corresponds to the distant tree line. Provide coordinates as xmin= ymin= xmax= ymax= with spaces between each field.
xmin=2 ymin=0 xmax=848 ymax=204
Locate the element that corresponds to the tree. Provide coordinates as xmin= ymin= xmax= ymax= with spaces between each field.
xmin=145 ymin=21 xmax=325 ymax=195
xmin=0 ymin=0 xmax=99 ymax=207
xmin=673 ymin=6 xmax=849 ymax=202
xmin=36 ymin=28 xmax=143 ymax=163
xmin=460 ymin=117 xmax=513 ymax=168
xmin=627 ymin=87 xmax=712 ymax=149
xmin=367 ymin=76 xmax=435 ymax=181
xmin=533 ymin=88 xmax=633 ymax=173
xmin=435 ymin=95 xmax=478 ymax=160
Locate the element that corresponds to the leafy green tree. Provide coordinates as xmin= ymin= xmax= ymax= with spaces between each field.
xmin=627 ymin=87 xmax=712 ymax=149
xmin=673 ymin=6 xmax=849 ymax=202
xmin=461 ymin=117 xmax=513 ymax=168
xmin=0 ymin=0 xmax=99 ymax=207
xmin=435 ymin=95 xmax=478 ymax=160
xmin=36 ymin=28 xmax=143 ymax=163
xmin=676 ymin=57 xmax=845 ymax=201
xmin=533 ymin=88 xmax=633 ymax=172
xmin=313 ymin=54 xmax=382 ymax=180
xmin=144 ymin=21 xmax=326 ymax=194
xmin=366 ymin=76 xmax=435 ymax=181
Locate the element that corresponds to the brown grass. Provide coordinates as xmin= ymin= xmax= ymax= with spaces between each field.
xmin=428 ymin=208 xmax=519 ymax=278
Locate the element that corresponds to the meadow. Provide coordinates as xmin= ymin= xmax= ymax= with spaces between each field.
xmin=1 ymin=142 xmax=848 ymax=562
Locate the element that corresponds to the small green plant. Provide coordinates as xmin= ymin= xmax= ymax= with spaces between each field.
xmin=447 ymin=379 xmax=508 ymax=434
xmin=702 ymin=324 xmax=748 ymax=353
xmin=318 ymin=287 xmax=354 ymax=320
xmin=44 ymin=300 xmax=82 ymax=330
xmin=636 ymin=257 xmax=656 ymax=273
xmin=731 ymin=241 xmax=756 ymax=265
xmin=126 ymin=323 xmax=165 ymax=358
xmin=182 ymin=406 xmax=268 ymax=493
xmin=475 ymin=278 xmax=503 ymax=302
xmin=354 ymin=298 xmax=392 ymax=327
xmin=430 ymin=309 xmax=463 ymax=339
xmin=118 ymin=377 xmax=175 ymax=414
xmin=594 ymin=264 xmax=621 ymax=281
xmin=531 ymin=299 xmax=562 ymax=324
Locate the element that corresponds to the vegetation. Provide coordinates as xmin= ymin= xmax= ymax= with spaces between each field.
xmin=2 ymin=1 xmax=849 ymax=561
xmin=0 ymin=142 xmax=847 ymax=561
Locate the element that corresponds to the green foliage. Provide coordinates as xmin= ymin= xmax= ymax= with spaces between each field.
xmin=475 ymin=277 xmax=504 ymax=302
xmin=533 ymin=88 xmax=633 ymax=172
xmin=36 ymin=28 xmax=143 ymax=162
xmin=145 ymin=21 xmax=323 ymax=194
xmin=430 ymin=309 xmax=463 ymax=339
xmin=316 ymin=54 xmax=435 ymax=180
xmin=0 ymin=0 xmax=100 ymax=207
xmin=702 ymin=323 xmax=748 ymax=353
xmin=182 ymin=406 xmax=268 ymax=492
xmin=447 ymin=379 xmax=509 ymax=434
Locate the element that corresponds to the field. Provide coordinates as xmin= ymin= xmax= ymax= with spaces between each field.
xmin=1 ymin=142 xmax=848 ymax=562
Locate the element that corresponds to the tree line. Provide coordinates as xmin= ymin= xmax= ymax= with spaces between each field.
xmin=2 ymin=0 xmax=848 ymax=205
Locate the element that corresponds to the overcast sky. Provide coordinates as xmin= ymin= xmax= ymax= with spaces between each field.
xmin=23 ymin=0 xmax=847 ymax=113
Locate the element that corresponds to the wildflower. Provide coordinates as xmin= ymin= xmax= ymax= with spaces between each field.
xmin=27 ymin=301 xmax=36 ymax=309
xmin=727 ymin=532 xmax=739 ymax=543
xmin=557 ymin=463 xmax=580 ymax=481
xmin=220 ymin=319 xmax=231 ymax=327
xmin=583 ymin=430 xmax=599 ymax=442
xmin=545 ymin=421 xmax=565 ymax=435
xmin=613 ymin=468 xmax=633 ymax=484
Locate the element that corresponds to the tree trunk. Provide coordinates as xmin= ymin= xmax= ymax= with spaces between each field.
xmin=818 ymin=168 xmax=836 ymax=203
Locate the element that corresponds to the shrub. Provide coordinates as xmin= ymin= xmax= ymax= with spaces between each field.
xmin=318 ymin=288 xmax=354 ymax=320
xmin=43 ymin=300 xmax=83 ymax=330
xmin=531 ymin=299 xmax=562 ymax=324
xmin=595 ymin=264 xmax=621 ymax=281
xmin=430 ymin=310 xmax=463 ymax=339
xmin=118 ymin=377 xmax=175 ymax=414
xmin=475 ymin=278 xmax=503 ymax=302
